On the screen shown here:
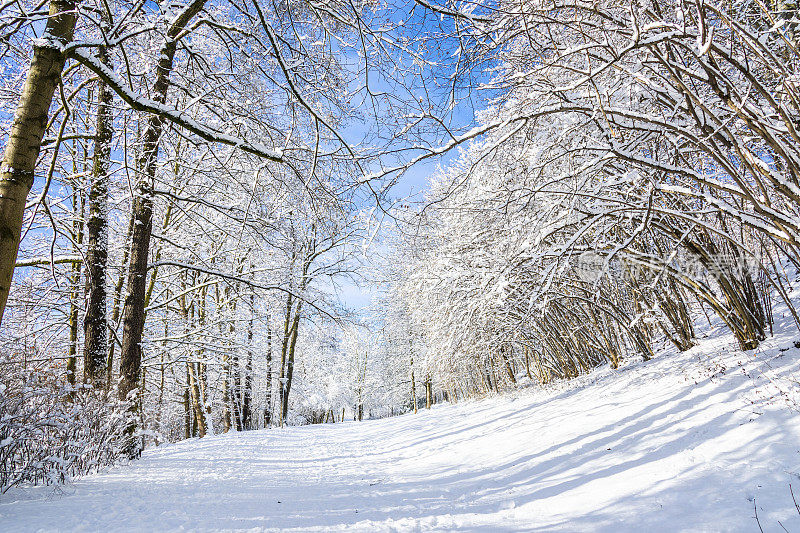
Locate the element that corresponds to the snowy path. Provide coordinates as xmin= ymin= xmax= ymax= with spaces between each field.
xmin=3 ymin=331 xmax=800 ymax=531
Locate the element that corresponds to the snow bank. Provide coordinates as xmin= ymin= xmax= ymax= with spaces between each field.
xmin=1 ymin=325 xmax=799 ymax=531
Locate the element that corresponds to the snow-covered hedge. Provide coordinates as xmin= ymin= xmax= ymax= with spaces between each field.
xmin=0 ymin=360 xmax=128 ymax=492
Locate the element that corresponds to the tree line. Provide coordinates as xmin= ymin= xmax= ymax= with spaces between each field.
xmin=385 ymin=0 xmax=800 ymax=399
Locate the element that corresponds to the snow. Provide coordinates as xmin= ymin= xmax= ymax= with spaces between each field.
xmin=2 ymin=330 xmax=800 ymax=531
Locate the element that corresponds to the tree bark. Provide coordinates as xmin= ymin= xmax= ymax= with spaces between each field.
xmin=264 ymin=315 xmax=273 ymax=428
xmin=277 ymin=293 xmax=292 ymax=426
xmin=242 ymin=293 xmax=254 ymax=430
xmin=188 ymin=362 xmax=206 ymax=438
xmin=0 ymin=0 xmax=77 ymax=325
xmin=83 ymin=24 xmax=113 ymax=387
xmin=118 ymin=0 xmax=206 ymax=418
xmin=220 ymin=286 xmax=232 ymax=433
xmin=67 ymin=267 xmax=79 ymax=390
xmin=223 ymin=352 xmax=231 ymax=433
xmin=280 ymin=306 xmax=301 ymax=425
xmin=67 ymin=182 xmax=84 ymax=396
xmin=410 ymin=351 xmax=416 ymax=414
xmin=425 ymin=378 xmax=432 ymax=409
xmin=183 ymin=369 xmax=191 ymax=440
xmin=501 ymin=347 xmax=516 ymax=385
xmin=230 ymin=290 xmax=241 ymax=431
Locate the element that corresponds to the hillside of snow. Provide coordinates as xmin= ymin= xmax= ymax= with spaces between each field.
xmin=2 ymin=322 xmax=800 ymax=531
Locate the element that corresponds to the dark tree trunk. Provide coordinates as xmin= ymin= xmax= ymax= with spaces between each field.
xmin=280 ymin=308 xmax=301 ymax=425
xmin=83 ymin=26 xmax=113 ymax=387
xmin=277 ymin=293 xmax=292 ymax=426
xmin=231 ymin=301 xmax=242 ymax=430
xmin=67 ymin=184 xmax=85 ymax=396
xmin=410 ymin=350 xmax=417 ymax=414
xmin=501 ymin=347 xmax=516 ymax=385
xmin=67 ymin=265 xmax=79 ymax=390
xmin=242 ymin=293 xmax=254 ymax=430
xmin=117 ymin=184 xmax=153 ymax=404
xmin=264 ymin=316 xmax=273 ymax=428
xmin=183 ymin=372 xmax=191 ymax=440
xmin=221 ymin=286 xmax=234 ymax=433
xmin=117 ymin=0 xmax=206 ymax=457
xmin=188 ymin=362 xmax=206 ymax=437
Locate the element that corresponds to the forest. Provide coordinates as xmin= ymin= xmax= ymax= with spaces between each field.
xmin=1 ymin=0 xmax=800 ymax=529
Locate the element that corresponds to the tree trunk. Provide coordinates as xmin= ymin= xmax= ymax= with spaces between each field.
xmin=183 ymin=371 xmax=191 ymax=440
xmin=230 ymin=293 xmax=241 ymax=431
xmin=220 ymin=286 xmax=232 ymax=433
xmin=425 ymin=379 xmax=432 ymax=409
xmin=188 ymin=362 xmax=206 ymax=438
xmin=280 ymin=307 xmax=301 ymax=425
xmin=156 ymin=342 xmax=165 ymax=445
xmin=242 ymin=293 xmax=254 ymax=430
xmin=67 ymin=266 xmax=79 ymax=390
xmin=83 ymin=26 xmax=113 ymax=387
xmin=180 ymin=279 xmax=193 ymax=440
xmin=117 ymin=1 xmax=206 ymax=456
xmin=196 ymin=285 xmax=212 ymax=435
xmin=67 ymin=182 xmax=84 ymax=396
xmin=523 ymin=346 xmax=533 ymax=380
xmin=264 ymin=315 xmax=272 ymax=428
xmin=223 ymin=353 xmax=231 ymax=433
xmin=0 ymin=0 xmax=77 ymax=325
xmin=117 ymin=184 xmax=152 ymax=404
xmin=501 ymin=347 xmax=517 ymax=385
xmin=277 ymin=293 xmax=292 ymax=426
xmin=410 ymin=353 xmax=417 ymax=414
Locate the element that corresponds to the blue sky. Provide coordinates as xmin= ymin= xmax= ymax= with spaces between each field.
xmin=5 ymin=0 xmax=500 ymax=322
xmin=324 ymin=0 xmax=501 ymax=314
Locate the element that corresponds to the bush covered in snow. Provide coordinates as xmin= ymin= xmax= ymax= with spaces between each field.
xmin=0 ymin=359 xmax=128 ymax=492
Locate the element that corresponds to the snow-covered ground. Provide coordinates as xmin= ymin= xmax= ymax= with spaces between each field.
xmin=3 ymin=325 xmax=800 ymax=531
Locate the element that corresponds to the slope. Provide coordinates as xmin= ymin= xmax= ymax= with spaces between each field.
xmin=2 ymin=325 xmax=800 ymax=531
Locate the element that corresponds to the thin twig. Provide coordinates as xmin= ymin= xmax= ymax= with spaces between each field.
xmin=754 ymin=498 xmax=764 ymax=533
